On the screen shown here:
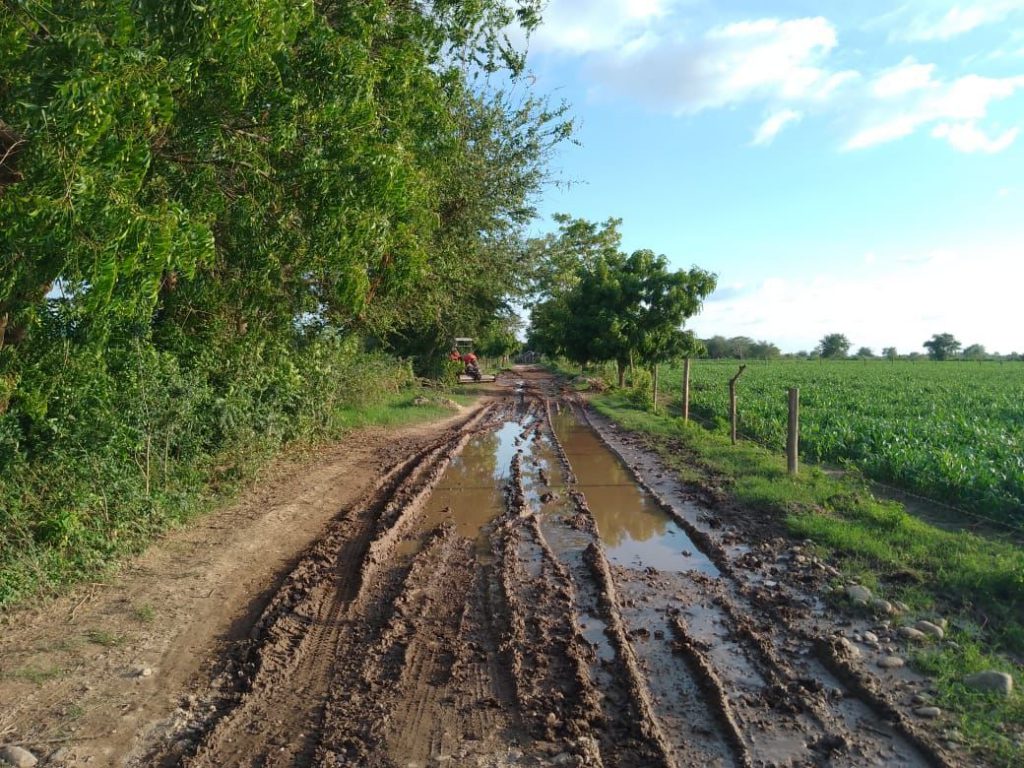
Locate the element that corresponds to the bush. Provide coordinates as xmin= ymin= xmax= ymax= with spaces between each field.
xmin=0 ymin=329 xmax=418 ymax=608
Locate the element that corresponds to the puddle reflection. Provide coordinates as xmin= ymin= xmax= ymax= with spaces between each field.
xmin=552 ymin=411 xmax=718 ymax=575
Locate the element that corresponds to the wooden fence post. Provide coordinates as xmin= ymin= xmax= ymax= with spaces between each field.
xmin=682 ymin=357 xmax=691 ymax=423
xmin=787 ymin=387 xmax=799 ymax=475
xmin=729 ymin=365 xmax=746 ymax=445
xmin=652 ymin=364 xmax=659 ymax=412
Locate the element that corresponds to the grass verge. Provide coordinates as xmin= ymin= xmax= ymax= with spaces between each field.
xmin=591 ymin=389 xmax=1024 ymax=766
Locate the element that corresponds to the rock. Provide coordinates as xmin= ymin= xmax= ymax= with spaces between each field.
xmin=898 ymin=627 xmax=927 ymax=642
xmin=136 ymin=666 xmax=153 ymax=678
xmin=835 ymin=637 xmax=862 ymax=659
xmin=915 ymin=706 xmax=942 ymax=719
xmin=846 ymin=585 xmax=872 ymax=604
xmin=912 ymin=693 xmax=932 ymax=705
xmin=894 ymin=601 xmax=910 ymax=614
xmin=964 ymin=670 xmax=1014 ymax=697
xmin=863 ymin=631 xmax=879 ymax=643
xmin=878 ymin=655 xmax=905 ymax=669
xmin=0 ymin=746 xmax=38 ymax=768
xmin=915 ymin=620 xmax=944 ymax=640
xmin=870 ymin=598 xmax=894 ymax=615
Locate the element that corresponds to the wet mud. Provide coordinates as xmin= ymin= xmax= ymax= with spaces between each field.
xmin=137 ymin=369 xmax=966 ymax=768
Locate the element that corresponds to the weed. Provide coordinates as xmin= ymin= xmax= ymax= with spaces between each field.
xmin=85 ymin=629 xmax=125 ymax=647
xmin=131 ymin=603 xmax=156 ymax=623
xmin=9 ymin=665 xmax=64 ymax=684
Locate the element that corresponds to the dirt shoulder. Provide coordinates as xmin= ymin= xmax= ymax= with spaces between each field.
xmin=0 ymin=403 xmax=484 ymax=767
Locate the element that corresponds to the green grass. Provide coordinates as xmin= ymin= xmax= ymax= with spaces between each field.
xmin=5 ymin=665 xmax=64 ymax=685
xmin=84 ymin=628 xmax=125 ymax=647
xmin=131 ymin=603 xmax=156 ymax=623
xmin=329 ymin=390 xmax=473 ymax=431
xmin=591 ymin=389 xmax=1024 ymax=766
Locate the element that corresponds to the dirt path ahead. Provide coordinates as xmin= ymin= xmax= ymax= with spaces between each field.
xmin=2 ymin=370 xmax=976 ymax=767
xmin=0 ymin=404 xmax=484 ymax=767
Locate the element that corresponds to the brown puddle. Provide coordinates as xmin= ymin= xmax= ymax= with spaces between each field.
xmin=398 ymin=419 xmax=539 ymax=556
xmin=552 ymin=410 xmax=718 ymax=576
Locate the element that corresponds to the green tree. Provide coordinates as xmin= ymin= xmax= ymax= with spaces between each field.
xmin=963 ymin=343 xmax=987 ymax=360
xmin=532 ymin=244 xmax=715 ymax=386
xmin=856 ymin=346 xmax=874 ymax=358
xmin=883 ymin=346 xmax=898 ymax=361
xmin=749 ymin=340 xmax=781 ymax=360
xmin=923 ymin=333 xmax=961 ymax=361
xmin=817 ymin=333 xmax=851 ymax=359
xmin=702 ymin=335 xmax=731 ymax=359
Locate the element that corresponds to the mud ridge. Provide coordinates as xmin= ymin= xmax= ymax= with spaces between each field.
xmin=581 ymin=543 xmax=676 ymax=768
xmin=816 ymin=637 xmax=954 ymax=768
xmin=669 ymin=615 xmax=754 ymax=768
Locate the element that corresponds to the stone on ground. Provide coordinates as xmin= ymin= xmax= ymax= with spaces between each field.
xmin=0 ymin=746 xmax=38 ymax=768
xmin=964 ymin=670 xmax=1014 ymax=697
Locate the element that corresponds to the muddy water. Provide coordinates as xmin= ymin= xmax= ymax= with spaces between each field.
xmin=552 ymin=409 xmax=718 ymax=575
xmin=399 ymin=418 xmax=542 ymax=556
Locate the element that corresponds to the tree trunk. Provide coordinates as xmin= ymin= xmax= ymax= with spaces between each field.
xmin=616 ymin=360 xmax=626 ymax=388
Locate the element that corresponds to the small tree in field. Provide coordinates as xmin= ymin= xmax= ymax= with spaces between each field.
xmin=817 ymin=333 xmax=851 ymax=359
xmin=882 ymin=346 xmax=898 ymax=361
xmin=856 ymin=346 xmax=874 ymax=358
xmin=963 ymin=343 xmax=987 ymax=360
xmin=924 ymin=333 xmax=961 ymax=361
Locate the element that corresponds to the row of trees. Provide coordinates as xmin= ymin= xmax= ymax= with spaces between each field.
xmin=0 ymin=0 xmax=568 ymax=600
xmin=698 ymin=333 xmax=1015 ymax=361
xmin=527 ymin=216 xmax=716 ymax=385
xmin=814 ymin=333 xmax=1003 ymax=361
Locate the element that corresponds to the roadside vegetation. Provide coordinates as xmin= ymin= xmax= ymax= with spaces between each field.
xmin=552 ymin=361 xmax=1023 ymax=765
xmin=0 ymin=0 xmax=561 ymax=608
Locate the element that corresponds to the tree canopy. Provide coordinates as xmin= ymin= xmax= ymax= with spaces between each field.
xmin=817 ymin=333 xmax=852 ymax=359
xmin=924 ymin=333 xmax=962 ymax=361
xmin=527 ymin=217 xmax=716 ymax=385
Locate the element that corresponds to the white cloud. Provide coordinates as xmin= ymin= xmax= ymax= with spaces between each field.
xmin=893 ymin=1 xmax=1024 ymax=42
xmin=871 ymin=57 xmax=936 ymax=98
xmin=528 ymin=5 xmax=1024 ymax=155
xmin=844 ymin=67 xmax=1024 ymax=152
xmin=752 ymin=109 xmax=803 ymax=145
xmin=931 ymin=122 xmax=1019 ymax=153
xmin=689 ymin=247 xmax=1024 ymax=354
xmin=590 ymin=17 xmax=859 ymax=115
xmin=530 ymin=0 xmax=680 ymax=55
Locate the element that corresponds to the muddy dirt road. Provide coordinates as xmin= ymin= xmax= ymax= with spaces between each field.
xmin=3 ymin=369 xmax=970 ymax=767
xmin=127 ymin=369 xmax=962 ymax=768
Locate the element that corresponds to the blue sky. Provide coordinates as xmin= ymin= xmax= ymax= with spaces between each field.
xmin=522 ymin=0 xmax=1023 ymax=353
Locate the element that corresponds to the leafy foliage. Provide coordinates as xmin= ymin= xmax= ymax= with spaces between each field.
xmin=528 ymin=217 xmax=716 ymax=383
xmin=0 ymin=0 xmax=569 ymax=604
xmin=924 ymin=332 xmax=962 ymax=361
xmin=816 ymin=333 xmax=852 ymax=359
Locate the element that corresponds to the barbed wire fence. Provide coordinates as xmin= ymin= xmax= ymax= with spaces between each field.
xmin=652 ymin=373 xmax=1024 ymax=541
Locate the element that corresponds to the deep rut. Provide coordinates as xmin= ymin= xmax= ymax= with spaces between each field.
xmin=142 ymin=370 xmax=955 ymax=768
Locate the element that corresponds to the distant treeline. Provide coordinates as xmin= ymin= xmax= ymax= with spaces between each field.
xmin=699 ymin=334 xmax=1021 ymax=361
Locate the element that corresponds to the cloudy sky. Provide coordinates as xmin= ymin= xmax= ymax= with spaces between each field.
xmin=523 ymin=0 xmax=1023 ymax=354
